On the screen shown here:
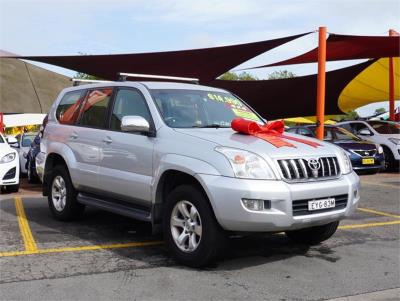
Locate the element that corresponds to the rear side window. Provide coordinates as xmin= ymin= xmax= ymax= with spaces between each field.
xmin=56 ymin=90 xmax=86 ymax=125
xmin=110 ymin=89 xmax=151 ymax=130
xmin=78 ymin=88 xmax=113 ymax=128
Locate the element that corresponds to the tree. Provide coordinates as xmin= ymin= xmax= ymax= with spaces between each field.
xmin=344 ymin=110 xmax=359 ymax=120
xmin=374 ymin=107 xmax=386 ymax=115
xmin=73 ymin=72 xmax=101 ymax=80
xmin=218 ymin=71 xmax=258 ymax=81
xmin=267 ymin=70 xmax=296 ymax=79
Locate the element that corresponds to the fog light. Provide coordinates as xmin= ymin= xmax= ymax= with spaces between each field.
xmin=242 ymin=199 xmax=271 ymax=211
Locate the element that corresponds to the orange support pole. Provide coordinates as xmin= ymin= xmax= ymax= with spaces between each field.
xmin=388 ymin=29 xmax=396 ymax=121
xmin=316 ymin=27 xmax=327 ymax=140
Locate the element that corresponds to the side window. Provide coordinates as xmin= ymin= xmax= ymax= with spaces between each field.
xmin=298 ymin=128 xmax=313 ymax=137
xmin=339 ymin=123 xmax=352 ymax=132
xmin=323 ymin=129 xmax=333 ymax=140
xmin=78 ymin=88 xmax=113 ymax=128
xmin=110 ymin=89 xmax=151 ymax=131
xmin=56 ymin=90 xmax=86 ymax=125
xmin=353 ymin=123 xmax=370 ymax=135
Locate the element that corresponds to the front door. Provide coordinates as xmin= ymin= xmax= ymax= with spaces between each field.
xmin=99 ymin=88 xmax=155 ymax=207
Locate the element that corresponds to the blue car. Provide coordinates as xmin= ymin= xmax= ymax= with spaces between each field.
xmin=287 ymin=125 xmax=385 ymax=174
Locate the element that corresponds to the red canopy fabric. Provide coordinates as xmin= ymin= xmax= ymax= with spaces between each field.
xmin=247 ymin=34 xmax=400 ymax=68
xmin=4 ymin=33 xmax=309 ymax=83
xmin=210 ymin=60 xmax=375 ymax=119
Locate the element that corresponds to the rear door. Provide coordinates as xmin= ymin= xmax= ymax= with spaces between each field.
xmin=71 ymin=87 xmax=114 ymax=192
xmin=99 ymin=87 xmax=155 ymax=207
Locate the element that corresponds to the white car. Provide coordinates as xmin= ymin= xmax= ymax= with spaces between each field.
xmin=337 ymin=120 xmax=400 ymax=170
xmin=0 ymin=133 xmax=20 ymax=193
xmin=13 ymin=132 xmax=37 ymax=175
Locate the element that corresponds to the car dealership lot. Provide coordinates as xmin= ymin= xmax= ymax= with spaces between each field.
xmin=0 ymin=174 xmax=399 ymax=300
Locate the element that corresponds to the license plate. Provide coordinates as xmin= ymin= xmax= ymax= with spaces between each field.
xmin=362 ymin=158 xmax=374 ymax=165
xmin=308 ymin=198 xmax=335 ymax=211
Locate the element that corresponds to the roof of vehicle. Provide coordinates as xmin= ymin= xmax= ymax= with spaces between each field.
xmin=289 ymin=124 xmax=337 ymax=129
xmin=63 ymin=81 xmax=228 ymax=94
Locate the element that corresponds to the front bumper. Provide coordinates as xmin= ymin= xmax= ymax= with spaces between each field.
xmin=198 ymin=172 xmax=360 ymax=232
xmin=0 ymin=160 xmax=20 ymax=186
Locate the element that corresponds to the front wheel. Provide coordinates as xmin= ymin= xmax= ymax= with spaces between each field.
xmin=285 ymin=221 xmax=339 ymax=245
xmin=163 ymin=185 xmax=225 ymax=268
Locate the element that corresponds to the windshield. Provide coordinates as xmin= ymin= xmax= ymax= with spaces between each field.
xmin=150 ymin=89 xmax=263 ymax=128
xmin=309 ymin=126 xmax=361 ymax=141
xmin=21 ymin=134 xmax=36 ymax=147
xmin=367 ymin=121 xmax=400 ymax=134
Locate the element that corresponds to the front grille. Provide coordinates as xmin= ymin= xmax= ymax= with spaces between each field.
xmin=277 ymin=157 xmax=340 ymax=182
xmin=353 ymin=149 xmax=377 ymax=157
xmin=3 ymin=167 xmax=16 ymax=180
xmin=292 ymin=194 xmax=348 ymax=216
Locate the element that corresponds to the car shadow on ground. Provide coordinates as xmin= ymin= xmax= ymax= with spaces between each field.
xmin=0 ymin=197 xmax=318 ymax=271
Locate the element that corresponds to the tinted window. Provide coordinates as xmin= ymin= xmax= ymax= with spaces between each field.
xmin=78 ymin=89 xmax=113 ymax=128
xmin=367 ymin=121 xmax=400 ymax=134
xmin=21 ymin=134 xmax=36 ymax=147
xmin=57 ymin=90 xmax=85 ymax=125
xmin=111 ymin=89 xmax=151 ymax=130
xmin=333 ymin=127 xmax=361 ymax=141
xmin=298 ymin=128 xmax=314 ymax=137
xmin=286 ymin=128 xmax=297 ymax=134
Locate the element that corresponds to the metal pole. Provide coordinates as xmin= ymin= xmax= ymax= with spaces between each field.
xmin=389 ymin=29 xmax=396 ymax=121
xmin=316 ymin=27 xmax=327 ymax=140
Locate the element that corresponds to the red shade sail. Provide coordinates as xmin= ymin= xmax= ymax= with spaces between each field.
xmin=248 ymin=34 xmax=400 ymax=68
xmin=3 ymin=33 xmax=309 ymax=83
xmin=210 ymin=60 xmax=376 ymax=120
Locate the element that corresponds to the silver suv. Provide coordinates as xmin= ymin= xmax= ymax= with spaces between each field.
xmin=39 ymin=81 xmax=360 ymax=267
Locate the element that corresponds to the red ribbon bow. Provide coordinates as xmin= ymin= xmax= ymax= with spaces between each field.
xmin=231 ymin=118 xmax=322 ymax=148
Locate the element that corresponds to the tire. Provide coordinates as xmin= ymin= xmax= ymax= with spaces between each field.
xmin=285 ymin=221 xmax=339 ymax=245
xmin=48 ymin=165 xmax=85 ymax=221
xmin=163 ymin=184 xmax=225 ymax=268
xmin=382 ymin=146 xmax=397 ymax=171
xmin=27 ymin=161 xmax=36 ymax=184
xmin=6 ymin=184 xmax=19 ymax=193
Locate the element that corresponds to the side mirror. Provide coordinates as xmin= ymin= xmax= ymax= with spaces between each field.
xmin=121 ymin=116 xmax=151 ymax=134
xmin=6 ymin=136 xmax=19 ymax=148
xmin=358 ymin=129 xmax=373 ymax=136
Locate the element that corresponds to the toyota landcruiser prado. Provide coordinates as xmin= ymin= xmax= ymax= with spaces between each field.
xmin=38 ymin=81 xmax=360 ymax=267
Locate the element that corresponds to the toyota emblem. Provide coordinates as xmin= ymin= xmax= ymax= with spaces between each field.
xmin=307 ymin=158 xmax=321 ymax=178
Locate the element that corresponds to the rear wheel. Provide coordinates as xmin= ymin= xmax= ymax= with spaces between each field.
xmin=163 ymin=185 xmax=225 ymax=267
xmin=285 ymin=221 xmax=339 ymax=245
xmin=48 ymin=165 xmax=85 ymax=221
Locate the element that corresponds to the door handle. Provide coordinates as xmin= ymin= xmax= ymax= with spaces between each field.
xmin=70 ymin=132 xmax=78 ymax=139
xmin=103 ymin=137 xmax=113 ymax=144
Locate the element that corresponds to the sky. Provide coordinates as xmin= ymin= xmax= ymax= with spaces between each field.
xmin=0 ymin=0 xmax=399 ymax=116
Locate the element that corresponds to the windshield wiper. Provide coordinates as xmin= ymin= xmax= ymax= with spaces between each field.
xmin=191 ymin=124 xmax=230 ymax=128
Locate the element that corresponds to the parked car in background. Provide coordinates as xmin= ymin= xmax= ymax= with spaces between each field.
xmin=336 ymin=120 xmax=400 ymax=171
xmin=287 ymin=125 xmax=385 ymax=174
xmin=0 ymin=133 xmax=19 ymax=193
xmin=13 ymin=132 xmax=37 ymax=175
xmin=25 ymin=133 xmax=41 ymax=183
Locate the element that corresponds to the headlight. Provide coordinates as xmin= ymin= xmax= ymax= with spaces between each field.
xmin=388 ymin=138 xmax=400 ymax=145
xmin=376 ymin=144 xmax=383 ymax=154
xmin=215 ymin=147 xmax=276 ymax=179
xmin=0 ymin=153 xmax=16 ymax=164
xmin=338 ymin=150 xmax=352 ymax=174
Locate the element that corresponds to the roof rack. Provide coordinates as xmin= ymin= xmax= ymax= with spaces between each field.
xmin=118 ymin=72 xmax=199 ymax=84
xmin=71 ymin=78 xmax=113 ymax=86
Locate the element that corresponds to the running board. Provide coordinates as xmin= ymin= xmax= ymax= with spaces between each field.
xmin=77 ymin=193 xmax=151 ymax=222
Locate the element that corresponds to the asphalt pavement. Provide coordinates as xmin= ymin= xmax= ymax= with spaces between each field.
xmin=0 ymin=173 xmax=399 ymax=300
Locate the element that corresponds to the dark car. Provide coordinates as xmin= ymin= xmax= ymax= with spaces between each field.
xmin=287 ymin=125 xmax=385 ymax=174
xmin=25 ymin=133 xmax=41 ymax=183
